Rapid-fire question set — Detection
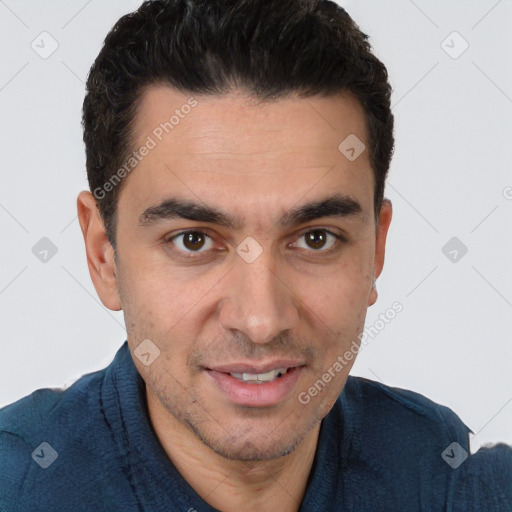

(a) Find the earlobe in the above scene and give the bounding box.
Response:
[368,276,378,307]
[77,191,122,311]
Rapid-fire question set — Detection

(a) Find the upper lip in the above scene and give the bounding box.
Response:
[207,360,305,374]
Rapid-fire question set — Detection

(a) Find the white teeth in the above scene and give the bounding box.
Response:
[230,368,288,383]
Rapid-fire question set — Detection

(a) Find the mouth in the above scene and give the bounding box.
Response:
[204,361,305,407]
[229,367,290,384]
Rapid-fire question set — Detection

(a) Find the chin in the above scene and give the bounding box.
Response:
[185,413,317,462]
[195,428,301,462]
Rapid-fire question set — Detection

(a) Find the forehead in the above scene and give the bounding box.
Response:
[133,85,368,157]
[119,85,374,225]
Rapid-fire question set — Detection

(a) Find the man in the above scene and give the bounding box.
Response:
[1,0,511,510]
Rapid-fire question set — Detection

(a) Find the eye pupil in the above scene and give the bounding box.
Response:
[183,232,205,251]
[306,230,326,250]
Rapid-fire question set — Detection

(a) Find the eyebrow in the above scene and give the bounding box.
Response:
[138,193,363,230]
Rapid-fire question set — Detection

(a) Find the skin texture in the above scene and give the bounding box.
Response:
[77,86,392,511]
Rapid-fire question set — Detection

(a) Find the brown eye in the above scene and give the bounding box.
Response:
[292,229,342,253]
[305,230,328,250]
[183,232,206,251]
[170,231,214,253]
[292,229,347,254]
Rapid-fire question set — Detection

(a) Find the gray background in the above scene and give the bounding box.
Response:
[1,0,511,450]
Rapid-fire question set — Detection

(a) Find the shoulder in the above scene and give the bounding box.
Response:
[452,442,512,511]
[0,368,105,443]
[339,376,472,473]
[342,375,468,429]
[0,367,112,510]
[336,376,512,510]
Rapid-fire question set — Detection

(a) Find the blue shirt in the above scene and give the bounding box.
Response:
[1,341,511,511]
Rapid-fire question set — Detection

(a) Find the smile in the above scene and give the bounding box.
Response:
[229,368,288,383]
[205,365,304,407]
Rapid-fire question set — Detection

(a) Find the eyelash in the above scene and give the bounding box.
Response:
[164,228,346,260]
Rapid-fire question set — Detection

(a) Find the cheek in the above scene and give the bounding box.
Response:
[116,260,169,347]
[118,262,214,370]
[304,255,372,325]
[119,258,191,325]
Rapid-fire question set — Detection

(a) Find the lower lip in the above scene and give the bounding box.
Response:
[205,367,304,407]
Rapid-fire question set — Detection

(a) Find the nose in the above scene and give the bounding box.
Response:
[217,248,300,345]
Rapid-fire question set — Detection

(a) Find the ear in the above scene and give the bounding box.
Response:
[368,198,392,307]
[77,191,122,311]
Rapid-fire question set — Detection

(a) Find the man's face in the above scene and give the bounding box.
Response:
[110,86,390,461]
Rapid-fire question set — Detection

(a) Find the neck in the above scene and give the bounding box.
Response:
[146,388,320,512]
